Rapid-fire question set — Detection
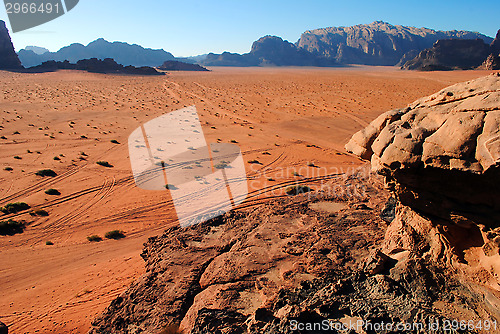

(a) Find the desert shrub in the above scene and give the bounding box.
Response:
[13,156,22,160]
[87,235,102,242]
[104,230,125,239]
[214,161,228,169]
[292,171,300,176]
[34,209,49,217]
[110,139,120,144]
[13,131,20,134]
[45,189,61,195]
[1,202,30,214]
[53,156,61,161]
[80,135,87,139]
[0,219,25,235]
[230,139,238,143]
[4,167,13,171]
[248,159,261,164]
[46,241,54,245]
[35,169,57,177]
[285,185,312,196]
[165,184,178,190]
[96,161,113,167]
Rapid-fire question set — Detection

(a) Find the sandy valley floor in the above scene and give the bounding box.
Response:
[0,66,494,333]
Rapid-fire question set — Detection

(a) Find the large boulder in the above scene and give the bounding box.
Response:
[0,20,22,70]
[346,73,500,320]
[346,74,500,222]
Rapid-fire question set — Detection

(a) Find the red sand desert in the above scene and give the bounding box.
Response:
[0,66,494,333]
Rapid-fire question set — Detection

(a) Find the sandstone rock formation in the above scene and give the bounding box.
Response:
[401,39,492,70]
[346,73,500,320]
[0,20,22,70]
[296,21,493,66]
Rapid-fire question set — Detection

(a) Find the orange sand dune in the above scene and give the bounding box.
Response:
[0,66,493,333]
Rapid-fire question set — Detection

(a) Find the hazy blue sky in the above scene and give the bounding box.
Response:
[1,0,499,57]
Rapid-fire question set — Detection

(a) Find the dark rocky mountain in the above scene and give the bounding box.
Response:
[0,20,23,70]
[158,60,209,71]
[18,38,175,68]
[402,29,500,71]
[491,29,500,53]
[479,29,500,70]
[90,76,500,333]
[201,35,336,67]
[296,21,493,66]
[25,58,164,75]
[402,39,492,70]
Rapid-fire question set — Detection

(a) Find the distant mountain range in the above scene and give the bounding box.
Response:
[13,21,497,69]
[202,21,493,67]
[201,35,335,67]
[18,38,175,67]
[24,45,49,55]
[296,21,493,66]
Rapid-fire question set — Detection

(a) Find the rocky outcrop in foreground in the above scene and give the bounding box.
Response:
[0,20,22,70]
[90,173,495,333]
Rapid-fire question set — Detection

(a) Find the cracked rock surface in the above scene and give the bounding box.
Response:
[90,170,497,333]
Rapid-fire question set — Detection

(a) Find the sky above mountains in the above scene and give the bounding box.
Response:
[1,0,499,57]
